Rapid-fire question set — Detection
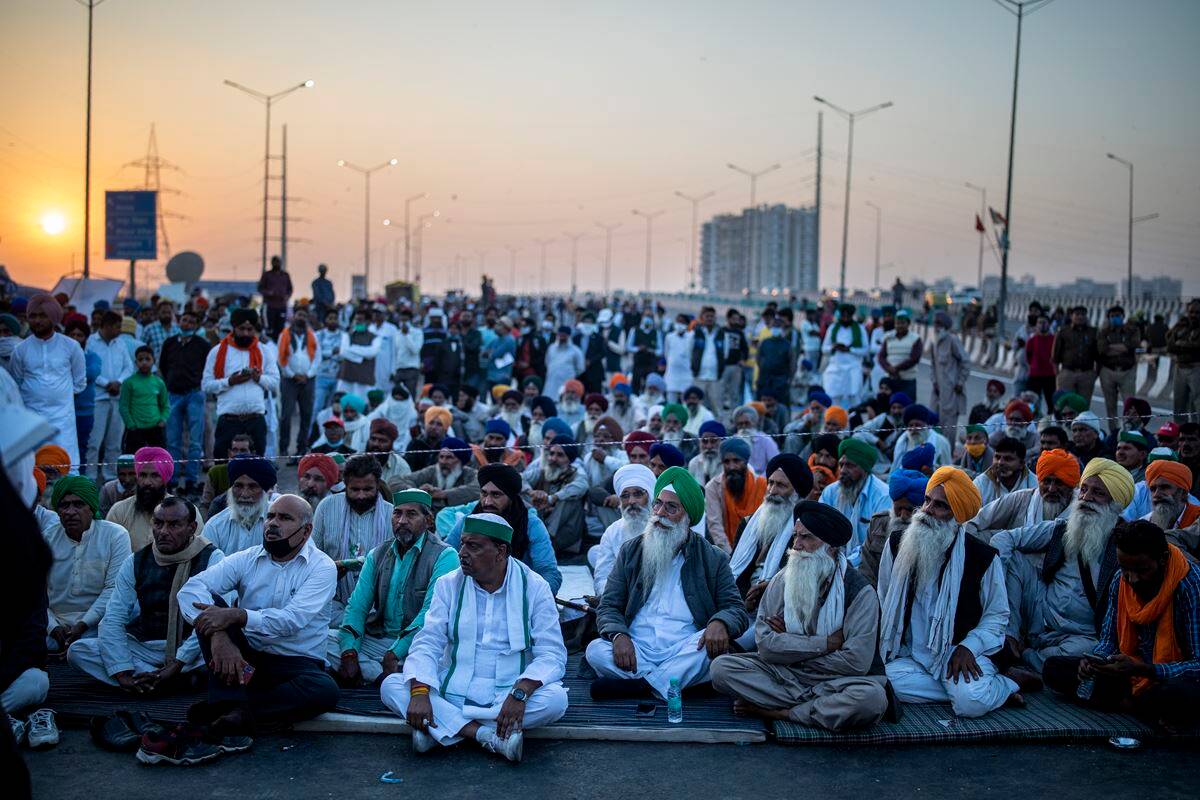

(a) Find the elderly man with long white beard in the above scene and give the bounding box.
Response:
[711,502,890,731]
[990,458,1135,682]
[859,468,928,588]
[587,467,748,700]
[879,467,1027,718]
[818,438,890,565]
[587,464,656,600]
[381,513,568,763]
[966,448,1080,542]
[204,455,277,555]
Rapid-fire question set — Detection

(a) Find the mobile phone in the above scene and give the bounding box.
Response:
[1084,654,1111,665]
[635,701,656,717]
[241,664,256,685]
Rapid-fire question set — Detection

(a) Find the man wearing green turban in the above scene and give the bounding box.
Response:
[45,475,132,653]
[818,439,890,565]
[586,465,748,701]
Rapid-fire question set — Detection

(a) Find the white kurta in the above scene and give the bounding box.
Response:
[973,469,1038,508]
[203,506,265,556]
[820,323,868,407]
[588,518,640,596]
[41,519,132,631]
[819,476,891,566]
[8,333,87,468]
[662,331,695,395]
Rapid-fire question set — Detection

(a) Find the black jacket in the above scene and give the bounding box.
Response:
[159,333,213,394]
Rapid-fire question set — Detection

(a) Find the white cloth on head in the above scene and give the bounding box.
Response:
[613,464,656,498]
[728,504,794,585]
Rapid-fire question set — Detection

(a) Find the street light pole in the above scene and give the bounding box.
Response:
[414,211,439,283]
[813,95,893,300]
[631,210,664,293]
[865,201,882,290]
[78,0,108,278]
[337,157,397,297]
[224,77,314,275]
[1106,153,1159,303]
[534,238,555,292]
[562,231,584,297]
[674,190,715,291]
[403,192,427,282]
[595,222,621,294]
[965,181,987,288]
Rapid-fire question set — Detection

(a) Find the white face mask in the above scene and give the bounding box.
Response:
[578,323,595,336]
[673,322,686,334]
[641,318,654,330]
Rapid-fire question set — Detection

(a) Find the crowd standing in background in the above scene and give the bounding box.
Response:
[1,266,1199,767]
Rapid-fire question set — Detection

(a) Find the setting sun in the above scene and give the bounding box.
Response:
[40,210,67,236]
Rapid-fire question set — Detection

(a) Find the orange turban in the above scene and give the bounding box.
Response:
[824,406,849,428]
[609,372,629,390]
[1036,448,1081,487]
[35,444,71,472]
[927,466,982,524]
[33,467,47,496]
[810,464,835,489]
[749,401,767,419]
[1146,460,1193,493]
[424,406,452,428]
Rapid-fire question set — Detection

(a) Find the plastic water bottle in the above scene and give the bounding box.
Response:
[666,677,683,724]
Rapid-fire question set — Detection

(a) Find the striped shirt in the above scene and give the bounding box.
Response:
[1093,563,1200,681]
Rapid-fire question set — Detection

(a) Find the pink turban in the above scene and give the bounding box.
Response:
[26,293,64,326]
[134,446,174,484]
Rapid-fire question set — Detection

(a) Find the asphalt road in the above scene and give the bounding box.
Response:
[23,727,1198,800]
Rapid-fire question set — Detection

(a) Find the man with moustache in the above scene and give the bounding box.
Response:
[973,437,1037,507]
[364,417,413,492]
[297,453,339,510]
[586,467,747,699]
[817,438,890,565]
[107,447,184,552]
[878,467,1027,718]
[328,490,458,686]
[587,464,656,600]
[711,502,889,731]
[202,307,280,459]
[396,437,479,513]
[523,437,590,554]
[991,458,1135,683]
[204,455,277,556]
[704,437,767,554]
[687,420,725,486]
[859,468,928,588]
[966,448,1081,541]
[1141,460,1200,559]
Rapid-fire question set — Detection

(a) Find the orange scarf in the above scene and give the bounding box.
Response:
[722,471,766,546]
[1117,544,1190,695]
[213,334,263,379]
[1178,503,1200,530]
[278,326,316,367]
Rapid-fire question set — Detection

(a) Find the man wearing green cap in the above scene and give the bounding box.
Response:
[328,489,458,685]
[820,304,868,409]
[818,439,890,565]
[42,476,132,653]
[1054,391,1089,426]
[1113,431,1150,484]
[587,467,747,700]
[382,512,568,763]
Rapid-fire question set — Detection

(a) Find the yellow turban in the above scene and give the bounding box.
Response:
[424,406,453,428]
[927,466,982,524]
[1080,457,1135,510]
[491,384,511,401]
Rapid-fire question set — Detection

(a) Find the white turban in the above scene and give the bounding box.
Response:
[613,463,655,497]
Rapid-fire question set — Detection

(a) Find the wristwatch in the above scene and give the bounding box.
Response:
[509,687,528,702]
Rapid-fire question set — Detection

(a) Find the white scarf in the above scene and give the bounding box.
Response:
[814,552,848,637]
[879,526,966,670]
[335,493,393,561]
[729,503,793,580]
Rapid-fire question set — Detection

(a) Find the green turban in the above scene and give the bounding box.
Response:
[838,437,879,472]
[662,403,689,424]
[51,475,101,519]
[367,389,385,405]
[1056,392,1088,413]
[653,466,704,526]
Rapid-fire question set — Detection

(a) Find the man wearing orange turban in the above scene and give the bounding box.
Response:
[404,406,455,471]
[878,465,1028,718]
[967,448,1080,541]
[1145,461,1200,535]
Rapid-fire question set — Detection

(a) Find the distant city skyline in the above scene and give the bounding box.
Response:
[1,0,1197,297]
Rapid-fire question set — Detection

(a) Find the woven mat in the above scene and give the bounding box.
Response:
[773,690,1198,745]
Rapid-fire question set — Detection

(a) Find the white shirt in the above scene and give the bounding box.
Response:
[42,518,132,629]
[393,323,424,371]
[819,475,891,565]
[201,339,281,416]
[974,468,1038,507]
[204,506,265,556]
[178,538,336,660]
[697,327,719,381]
[7,334,87,458]
[87,332,135,402]
[279,330,321,379]
[592,518,639,596]
[663,331,695,394]
[629,556,698,660]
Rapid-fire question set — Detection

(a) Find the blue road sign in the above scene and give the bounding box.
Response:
[105,190,157,260]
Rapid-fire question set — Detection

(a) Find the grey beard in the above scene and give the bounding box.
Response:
[228,489,268,531]
[542,462,565,484]
[621,503,648,528]
[1006,425,1026,439]
[887,510,911,538]
[639,514,689,590]
[894,511,957,592]
[783,547,836,633]
[838,475,866,508]
[662,429,683,446]
[1064,499,1119,565]
[1041,494,1070,521]
[560,399,581,415]
[527,422,544,446]
[436,464,463,490]
[1150,497,1185,532]
[500,410,524,430]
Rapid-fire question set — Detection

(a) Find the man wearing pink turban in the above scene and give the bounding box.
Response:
[106,447,189,551]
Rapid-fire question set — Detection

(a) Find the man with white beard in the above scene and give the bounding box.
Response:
[495,390,530,442]
[990,458,1135,680]
[889,404,952,474]
[1141,460,1200,559]
[859,468,927,588]
[203,456,277,555]
[817,438,890,565]
[523,437,590,554]
[587,464,656,599]
[879,467,1027,718]
[965,449,1080,542]
[711,502,890,731]
[607,381,639,436]
[587,467,747,699]
[687,421,725,486]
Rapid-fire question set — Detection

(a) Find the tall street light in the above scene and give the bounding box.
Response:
[865,201,882,290]
[337,157,397,297]
[595,222,622,294]
[77,0,110,278]
[726,162,780,207]
[965,181,987,289]
[674,189,715,291]
[413,211,440,282]
[631,209,664,293]
[991,0,1060,337]
[224,77,314,274]
[562,231,585,297]
[403,192,427,282]
[813,95,893,300]
[1106,153,1158,302]
[534,238,556,291]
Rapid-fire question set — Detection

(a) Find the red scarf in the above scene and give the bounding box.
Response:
[213,334,263,379]
[278,326,316,367]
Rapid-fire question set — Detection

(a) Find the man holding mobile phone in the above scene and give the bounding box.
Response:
[202,308,279,458]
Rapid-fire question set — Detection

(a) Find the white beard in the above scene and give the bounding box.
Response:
[560,399,581,415]
[908,428,929,446]
[1150,496,1186,531]
[500,410,525,431]
[662,429,683,447]
[1006,424,1026,439]
[228,489,269,531]
[783,547,836,633]
[700,451,720,480]
[1064,499,1119,565]
[621,503,648,532]
[639,514,689,590]
[542,461,565,484]
[1041,493,1070,521]
[435,464,463,490]
[527,421,544,446]
[837,474,866,508]
[755,493,798,563]
[893,511,957,592]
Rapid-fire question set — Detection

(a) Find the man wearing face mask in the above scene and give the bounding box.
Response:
[1097,305,1141,436]
[573,312,606,394]
[596,308,625,381]
[663,314,695,403]
[335,307,382,399]
[160,310,212,494]
[628,310,662,395]
[179,494,339,740]
[545,326,585,400]
[202,308,280,459]
[328,489,459,686]
[514,316,547,385]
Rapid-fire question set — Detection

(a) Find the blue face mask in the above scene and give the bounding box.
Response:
[1110,315,1123,326]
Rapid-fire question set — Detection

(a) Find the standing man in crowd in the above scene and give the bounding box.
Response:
[160,309,211,496]
[278,307,321,458]
[86,311,135,481]
[311,264,335,321]
[1167,298,1200,419]
[257,255,294,338]
[930,311,970,442]
[203,308,280,458]
[1053,305,1099,400]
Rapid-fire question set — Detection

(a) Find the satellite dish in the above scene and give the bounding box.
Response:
[165,251,204,284]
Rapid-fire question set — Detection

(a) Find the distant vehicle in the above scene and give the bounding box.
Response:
[948,287,981,306]
[924,290,949,309]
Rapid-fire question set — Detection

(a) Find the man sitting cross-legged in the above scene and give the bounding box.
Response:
[381,513,569,762]
[587,464,656,602]
[327,490,458,686]
[587,466,748,699]
[878,467,1031,718]
[711,502,889,731]
[68,497,222,694]
[178,495,339,739]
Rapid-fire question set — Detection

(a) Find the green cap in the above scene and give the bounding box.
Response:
[393,488,432,508]
[463,512,513,544]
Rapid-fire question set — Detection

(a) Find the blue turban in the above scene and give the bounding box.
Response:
[903,404,933,425]
[542,417,574,442]
[440,436,472,465]
[228,454,278,490]
[719,436,751,463]
[809,389,832,408]
[123,297,140,312]
[889,391,912,408]
[485,418,512,439]
[889,469,928,506]
[612,382,631,396]
[901,442,935,471]
[698,420,726,438]
[341,394,367,415]
[649,442,686,468]
[645,373,666,392]
[93,299,110,311]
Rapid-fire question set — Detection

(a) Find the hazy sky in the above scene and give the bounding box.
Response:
[2,0,1198,299]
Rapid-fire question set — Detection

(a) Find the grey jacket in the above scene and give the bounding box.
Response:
[597,531,749,639]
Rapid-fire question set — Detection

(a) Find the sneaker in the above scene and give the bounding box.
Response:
[136,729,223,766]
[477,728,523,763]
[208,734,253,754]
[26,709,59,750]
[8,715,25,747]
[411,728,436,754]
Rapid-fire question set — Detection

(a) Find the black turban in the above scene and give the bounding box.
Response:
[230,308,259,329]
[477,463,522,499]
[812,433,841,458]
[765,453,813,499]
[792,500,852,547]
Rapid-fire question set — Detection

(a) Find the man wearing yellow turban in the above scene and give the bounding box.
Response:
[878,467,1031,718]
[966,448,1080,542]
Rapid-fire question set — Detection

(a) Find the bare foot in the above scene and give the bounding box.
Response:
[1004,692,1026,709]
[1004,666,1044,693]
[732,699,789,720]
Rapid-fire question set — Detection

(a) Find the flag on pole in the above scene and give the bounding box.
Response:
[975,214,985,233]
[988,207,1007,226]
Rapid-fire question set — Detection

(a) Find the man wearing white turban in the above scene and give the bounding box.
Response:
[587,464,656,599]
